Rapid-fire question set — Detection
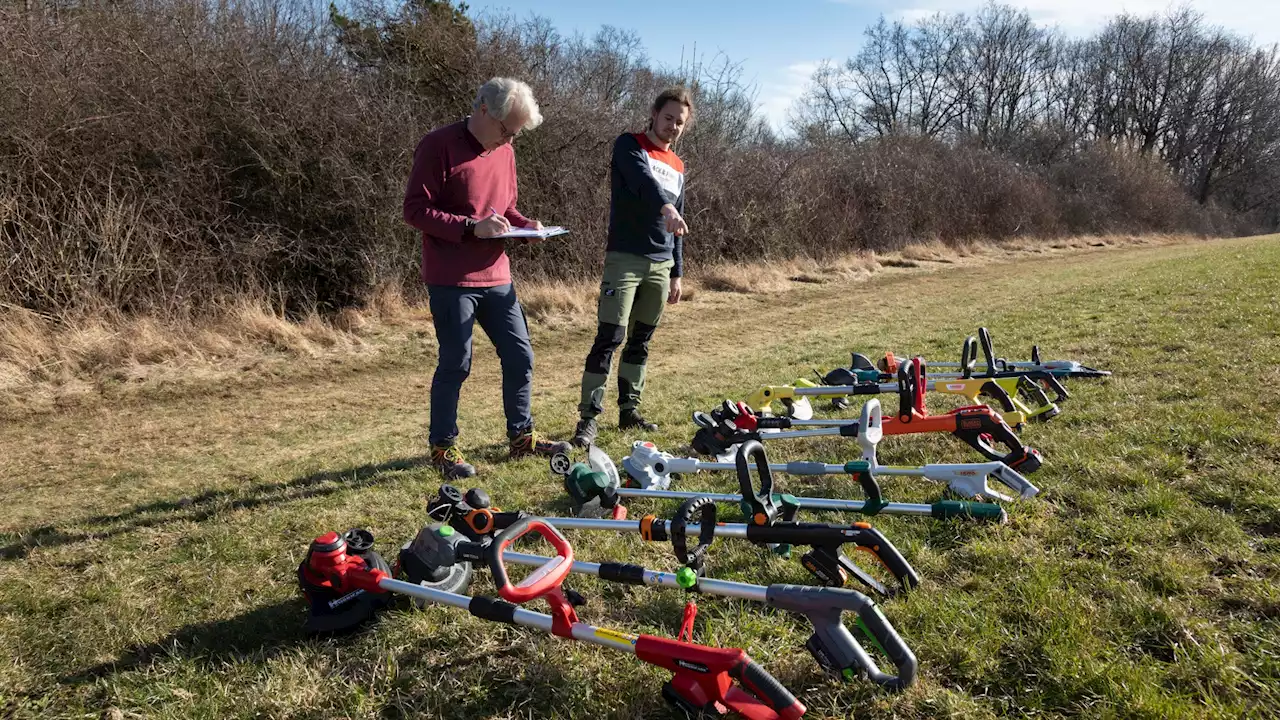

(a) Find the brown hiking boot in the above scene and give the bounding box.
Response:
[510,431,572,459]
[431,444,476,480]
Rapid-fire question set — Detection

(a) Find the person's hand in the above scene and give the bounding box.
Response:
[528,219,544,230]
[667,277,683,305]
[474,212,512,238]
[661,204,688,236]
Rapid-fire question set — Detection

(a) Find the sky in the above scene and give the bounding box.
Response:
[464,0,1280,133]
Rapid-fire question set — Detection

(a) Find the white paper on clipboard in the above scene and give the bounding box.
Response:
[493,225,570,239]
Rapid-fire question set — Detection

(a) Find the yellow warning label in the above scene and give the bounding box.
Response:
[594,628,638,645]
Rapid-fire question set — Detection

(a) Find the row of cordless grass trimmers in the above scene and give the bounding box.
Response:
[296,329,1109,718]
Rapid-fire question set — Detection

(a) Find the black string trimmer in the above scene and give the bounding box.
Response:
[877,326,1112,380]
[424,478,920,598]
[407,495,919,690]
[811,329,1063,422]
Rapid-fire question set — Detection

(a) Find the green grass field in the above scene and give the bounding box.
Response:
[2,236,1279,719]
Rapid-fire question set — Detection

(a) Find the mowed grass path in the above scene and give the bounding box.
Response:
[2,236,1278,719]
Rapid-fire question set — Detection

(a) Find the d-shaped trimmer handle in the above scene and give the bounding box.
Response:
[489,516,574,604]
[671,496,717,572]
[979,327,1003,374]
[961,336,1020,414]
[856,398,884,459]
[766,584,918,691]
[736,439,781,526]
[978,379,1019,415]
[960,335,979,378]
[895,358,927,421]
[1033,372,1071,403]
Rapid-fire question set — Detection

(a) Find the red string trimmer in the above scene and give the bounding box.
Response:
[298,523,807,719]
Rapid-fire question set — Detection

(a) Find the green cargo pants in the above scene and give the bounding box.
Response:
[578,252,674,419]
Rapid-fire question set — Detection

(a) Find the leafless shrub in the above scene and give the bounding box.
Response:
[0,0,1267,330]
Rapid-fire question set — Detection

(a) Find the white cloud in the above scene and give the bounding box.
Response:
[757,61,824,133]
[896,8,941,23]
[876,0,1280,46]
[890,0,1164,31]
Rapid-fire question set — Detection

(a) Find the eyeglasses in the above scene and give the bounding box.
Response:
[497,117,521,140]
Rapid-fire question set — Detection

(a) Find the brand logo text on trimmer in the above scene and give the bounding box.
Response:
[328,589,365,609]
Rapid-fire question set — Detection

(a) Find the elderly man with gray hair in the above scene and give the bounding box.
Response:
[404,77,570,480]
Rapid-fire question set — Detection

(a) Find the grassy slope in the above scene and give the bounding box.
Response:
[1,235,1278,719]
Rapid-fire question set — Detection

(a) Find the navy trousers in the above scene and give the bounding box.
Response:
[427,283,534,445]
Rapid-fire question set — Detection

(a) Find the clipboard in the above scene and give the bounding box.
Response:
[494,226,571,240]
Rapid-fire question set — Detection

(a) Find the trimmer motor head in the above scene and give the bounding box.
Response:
[553,447,628,518]
[297,528,393,634]
[398,524,476,603]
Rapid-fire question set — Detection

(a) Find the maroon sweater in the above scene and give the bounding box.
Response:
[403,120,534,287]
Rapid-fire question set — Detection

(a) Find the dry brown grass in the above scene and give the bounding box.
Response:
[0,299,373,415]
[698,253,880,293]
[698,265,794,294]
[517,281,599,326]
[794,253,882,282]
[898,241,957,263]
[0,234,1217,417]
[365,283,433,326]
[998,232,1200,254]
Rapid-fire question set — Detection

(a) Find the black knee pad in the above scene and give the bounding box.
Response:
[621,322,658,366]
[585,322,626,374]
[617,374,638,399]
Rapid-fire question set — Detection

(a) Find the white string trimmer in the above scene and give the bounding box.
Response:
[558,437,1009,523]
[624,400,1038,503]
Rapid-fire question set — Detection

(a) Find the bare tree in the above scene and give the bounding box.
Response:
[848,18,913,136]
[903,12,969,137]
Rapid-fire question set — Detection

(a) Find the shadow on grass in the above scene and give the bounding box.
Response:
[57,596,539,678]
[1,456,432,560]
[59,598,308,685]
[377,646,617,720]
[62,596,689,719]
[462,439,513,465]
[57,597,536,687]
[376,644,690,720]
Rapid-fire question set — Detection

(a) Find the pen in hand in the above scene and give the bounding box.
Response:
[481,206,511,237]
